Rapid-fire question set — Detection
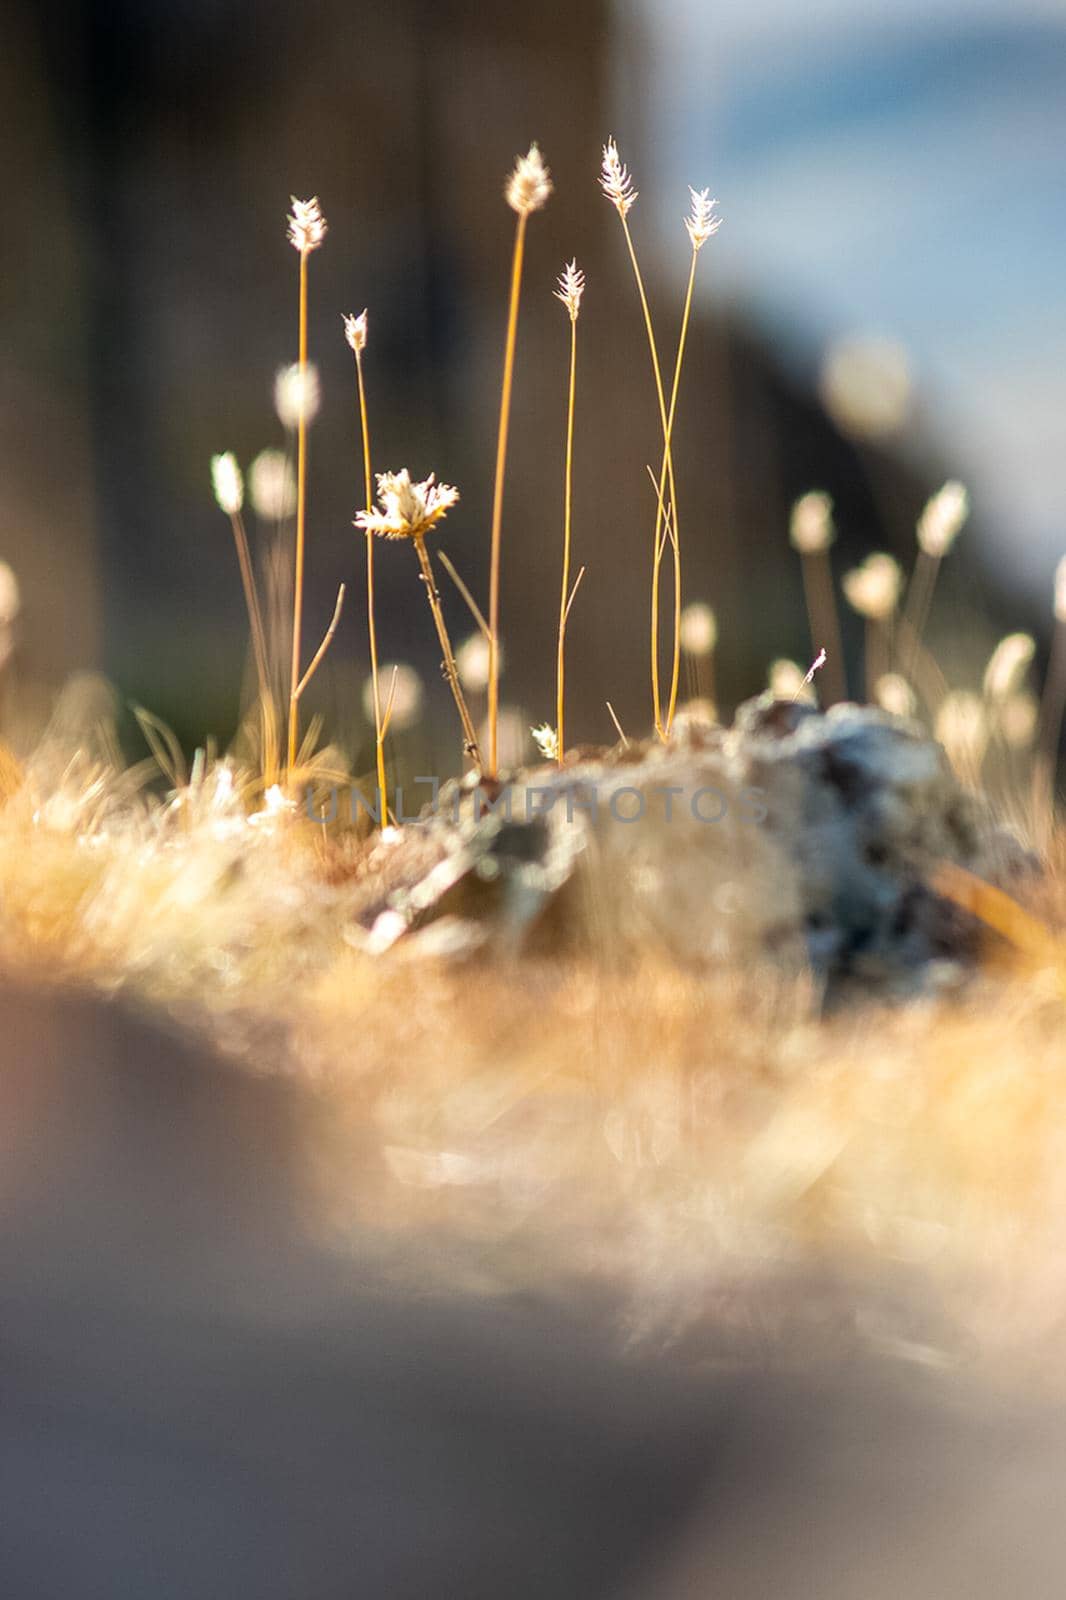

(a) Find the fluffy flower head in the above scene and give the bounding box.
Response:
[983,632,1035,701]
[248,449,296,520]
[355,469,460,540]
[274,363,320,430]
[531,723,559,762]
[679,602,717,656]
[842,553,902,620]
[287,196,327,253]
[917,480,968,558]
[343,310,368,354]
[685,187,722,250]
[600,138,637,217]
[505,144,552,215]
[554,260,585,320]
[790,490,834,553]
[210,452,243,515]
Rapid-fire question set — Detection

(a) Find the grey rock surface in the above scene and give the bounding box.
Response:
[355,698,1034,988]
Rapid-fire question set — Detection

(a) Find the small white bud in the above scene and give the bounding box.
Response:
[210,452,244,516]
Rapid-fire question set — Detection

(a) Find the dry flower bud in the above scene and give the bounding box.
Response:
[274,363,321,430]
[679,602,717,656]
[343,310,368,354]
[505,144,552,215]
[685,186,722,250]
[531,723,559,762]
[842,553,902,620]
[983,632,1035,701]
[600,138,637,218]
[210,452,244,516]
[456,632,495,693]
[875,673,917,718]
[287,196,327,253]
[935,690,988,775]
[554,260,585,321]
[769,658,814,703]
[917,480,968,558]
[789,491,835,553]
[249,449,296,521]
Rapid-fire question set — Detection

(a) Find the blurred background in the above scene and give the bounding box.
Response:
[1,0,1064,768]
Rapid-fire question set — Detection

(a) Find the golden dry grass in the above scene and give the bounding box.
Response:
[1,732,1064,1374]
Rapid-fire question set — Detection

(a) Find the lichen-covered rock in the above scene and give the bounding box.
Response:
[351,698,1035,990]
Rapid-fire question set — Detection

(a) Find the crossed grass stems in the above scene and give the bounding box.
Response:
[213,152,1065,843]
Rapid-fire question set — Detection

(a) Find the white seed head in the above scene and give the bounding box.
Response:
[248,449,296,521]
[355,469,460,541]
[343,309,368,354]
[274,362,321,430]
[935,690,988,775]
[842,553,902,620]
[554,259,585,321]
[287,195,327,253]
[600,137,637,218]
[768,658,814,703]
[983,632,1035,701]
[366,663,423,731]
[210,452,244,516]
[789,490,835,553]
[1054,556,1066,623]
[456,632,495,693]
[505,144,552,215]
[999,690,1038,748]
[531,723,559,761]
[679,601,718,656]
[684,186,722,251]
[917,480,968,558]
[0,561,21,625]
[875,673,917,718]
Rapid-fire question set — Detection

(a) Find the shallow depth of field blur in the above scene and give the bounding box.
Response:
[4,5,1066,1590]
[3,0,1064,766]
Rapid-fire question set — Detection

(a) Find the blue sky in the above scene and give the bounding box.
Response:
[624,0,1066,597]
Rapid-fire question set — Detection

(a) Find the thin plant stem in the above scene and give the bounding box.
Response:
[228,509,270,708]
[800,548,847,704]
[487,209,528,776]
[413,534,481,764]
[354,346,387,823]
[901,548,939,682]
[287,246,309,776]
[660,247,699,735]
[556,311,578,766]
[865,618,891,704]
[618,212,679,738]
[606,701,629,748]
[438,549,490,639]
[294,584,345,701]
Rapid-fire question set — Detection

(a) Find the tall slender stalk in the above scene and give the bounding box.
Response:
[553,261,585,766]
[228,508,270,708]
[487,210,526,776]
[345,311,386,823]
[658,246,699,735]
[487,144,552,778]
[414,534,481,762]
[617,210,676,738]
[283,197,327,778]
